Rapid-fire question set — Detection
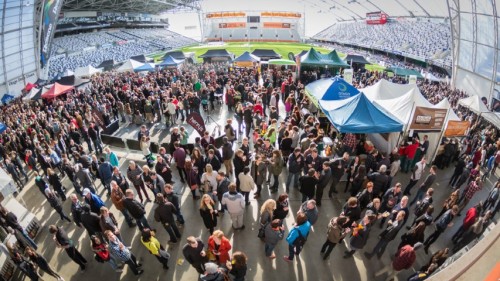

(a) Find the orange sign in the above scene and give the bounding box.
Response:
[261,12,301,18]
[218,22,246,28]
[444,120,470,137]
[207,12,246,18]
[263,22,291,28]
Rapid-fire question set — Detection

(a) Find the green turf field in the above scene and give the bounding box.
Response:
[149,42,386,71]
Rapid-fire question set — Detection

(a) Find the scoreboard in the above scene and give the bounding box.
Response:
[366,12,388,25]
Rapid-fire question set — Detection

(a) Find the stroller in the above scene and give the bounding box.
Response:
[144,153,156,168]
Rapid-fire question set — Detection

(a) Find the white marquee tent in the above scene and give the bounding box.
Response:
[117,59,144,73]
[74,65,102,77]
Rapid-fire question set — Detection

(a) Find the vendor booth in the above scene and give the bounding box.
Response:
[41,83,74,99]
[117,59,144,72]
[305,76,360,106]
[233,51,260,67]
[251,49,281,61]
[345,54,371,71]
[134,63,156,72]
[299,48,350,82]
[74,65,101,77]
[199,49,233,63]
[158,56,184,68]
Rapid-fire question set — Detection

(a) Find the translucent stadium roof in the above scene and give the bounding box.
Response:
[305,0,449,21]
[62,0,200,13]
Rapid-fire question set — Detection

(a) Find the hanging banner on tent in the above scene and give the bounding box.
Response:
[186,112,206,136]
[409,106,448,131]
[408,75,417,84]
[343,69,353,84]
[40,0,64,68]
[444,120,470,137]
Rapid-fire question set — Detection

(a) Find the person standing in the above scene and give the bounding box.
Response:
[225,251,248,281]
[140,228,170,270]
[172,142,188,183]
[316,162,332,206]
[268,150,284,193]
[344,211,377,258]
[410,165,437,206]
[283,212,311,262]
[286,148,304,193]
[374,242,423,281]
[264,219,285,259]
[111,167,129,193]
[99,206,123,243]
[49,225,87,272]
[299,168,318,203]
[105,230,143,276]
[424,205,459,254]
[451,204,482,244]
[251,155,266,198]
[25,246,65,281]
[221,137,234,176]
[97,158,113,195]
[126,161,151,203]
[365,210,406,259]
[403,157,427,196]
[47,168,67,201]
[238,167,254,206]
[154,193,182,243]
[162,184,185,225]
[110,181,136,227]
[45,187,71,222]
[207,230,232,265]
[0,206,37,249]
[458,177,483,214]
[199,194,218,234]
[221,183,246,230]
[329,152,349,196]
[299,200,319,226]
[320,216,350,260]
[123,189,151,230]
[82,188,105,215]
[182,236,208,274]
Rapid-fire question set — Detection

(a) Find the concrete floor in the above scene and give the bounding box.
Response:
[13,104,499,281]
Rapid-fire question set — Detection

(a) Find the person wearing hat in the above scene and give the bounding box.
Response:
[200,262,226,281]
[375,242,424,281]
[82,188,105,215]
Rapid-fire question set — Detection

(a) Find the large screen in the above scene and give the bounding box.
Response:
[247,16,260,23]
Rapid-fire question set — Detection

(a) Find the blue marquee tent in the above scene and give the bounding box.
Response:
[321,92,403,133]
[134,63,156,72]
[1,93,15,104]
[158,56,183,67]
[305,76,360,106]
[234,51,260,62]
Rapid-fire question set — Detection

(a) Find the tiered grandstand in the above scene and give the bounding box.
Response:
[204,11,302,42]
[312,19,452,67]
[48,28,197,78]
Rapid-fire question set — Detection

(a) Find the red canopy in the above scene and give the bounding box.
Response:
[24,83,35,92]
[41,83,74,99]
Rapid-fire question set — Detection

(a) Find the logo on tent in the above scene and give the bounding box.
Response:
[415,115,432,124]
[338,84,347,92]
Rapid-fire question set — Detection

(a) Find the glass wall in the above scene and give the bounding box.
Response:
[0,0,38,94]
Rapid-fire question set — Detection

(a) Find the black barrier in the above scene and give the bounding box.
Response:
[101,134,126,148]
[150,142,160,154]
[126,139,141,151]
[103,120,120,135]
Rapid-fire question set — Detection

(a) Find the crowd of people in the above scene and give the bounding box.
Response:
[313,20,452,67]
[48,28,196,78]
[0,53,499,281]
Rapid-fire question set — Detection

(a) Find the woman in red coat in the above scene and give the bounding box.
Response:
[207,230,232,265]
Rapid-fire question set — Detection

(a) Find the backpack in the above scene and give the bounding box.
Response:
[292,228,307,247]
[415,198,430,216]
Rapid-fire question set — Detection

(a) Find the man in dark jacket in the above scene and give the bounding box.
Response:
[365,210,406,259]
[182,236,208,274]
[216,172,230,212]
[162,184,185,224]
[123,189,151,230]
[98,158,113,195]
[329,152,349,197]
[316,162,332,206]
[221,137,234,176]
[286,148,304,193]
[154,193,181,243]
[80,204,102,238]
[83,188,105,215]
[87,123,103,154]
[367,165,389,197]
[299,169,318,203]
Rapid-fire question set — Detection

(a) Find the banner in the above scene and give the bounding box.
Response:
[343,69,353,84]
[40,0,64,68]
[408,75,417,84]
[187,112,206,137]
[409,106,448,131]
[444,121,470,137]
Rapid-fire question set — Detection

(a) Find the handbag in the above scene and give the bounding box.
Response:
[258,226,265,239]
[207,250,216,261]
[159,249,170,260]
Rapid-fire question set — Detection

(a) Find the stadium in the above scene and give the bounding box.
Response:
[0,0,499,280]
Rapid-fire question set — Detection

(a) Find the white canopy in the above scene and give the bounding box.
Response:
[421,71,442,82]
[22,87,40,101]
[63,69,74,77]
[482,112,500,128]
[361,79,419,101]
[458,95,490,115]
[117,59,144,72]
[372,87,433,124]
[74,65,101,77]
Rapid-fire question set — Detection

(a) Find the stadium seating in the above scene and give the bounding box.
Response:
[48,28,197,78]
[313,20,452,67]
